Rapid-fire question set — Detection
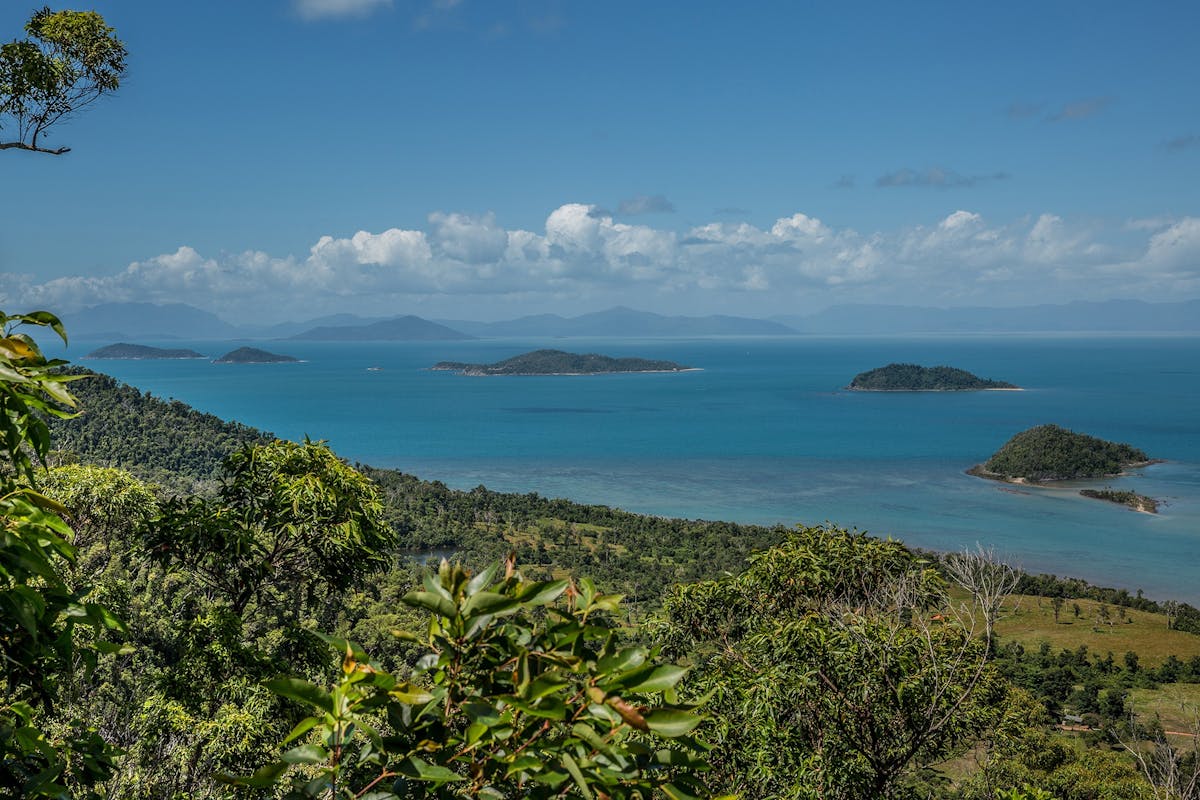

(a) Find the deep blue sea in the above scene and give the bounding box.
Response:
[60,335,1200,602]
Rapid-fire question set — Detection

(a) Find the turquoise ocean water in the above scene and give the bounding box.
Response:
[62,335,1200,602]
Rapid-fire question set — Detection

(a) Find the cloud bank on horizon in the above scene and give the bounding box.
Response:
[3,206,1197,324]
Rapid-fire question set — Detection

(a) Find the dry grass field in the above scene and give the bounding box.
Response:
[1129,683,1200,736]
[982,594,1200,667]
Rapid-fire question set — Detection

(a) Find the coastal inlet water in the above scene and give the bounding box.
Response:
[65,334,1200,603]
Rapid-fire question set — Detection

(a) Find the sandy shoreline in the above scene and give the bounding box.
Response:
[847,386,1025,392]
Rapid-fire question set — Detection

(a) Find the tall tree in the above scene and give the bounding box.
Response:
[1,7,126,155]
[143,439,395,618]
[660,525,1003,799]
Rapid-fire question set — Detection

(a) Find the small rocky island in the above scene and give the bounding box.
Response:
[969,424,1159,512]
[213,347,298,364]
[848,363,1018,391]
[84,343,206,360]
[432,349,691,376]
[1079,488,1159,514]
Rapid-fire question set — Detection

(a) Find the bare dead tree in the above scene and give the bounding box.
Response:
[943,544,1021,652]
[1116,712,1200,800]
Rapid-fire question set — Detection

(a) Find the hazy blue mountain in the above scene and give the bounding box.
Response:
[287,315,474,341]
[67,302,239,340]
[244,313,391,339]
[438,307,797,337]
[774,299,1200,334]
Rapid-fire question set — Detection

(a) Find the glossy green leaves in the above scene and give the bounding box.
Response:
[233,559,709,798]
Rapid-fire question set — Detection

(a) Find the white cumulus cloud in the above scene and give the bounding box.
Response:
[5,205,1196,321]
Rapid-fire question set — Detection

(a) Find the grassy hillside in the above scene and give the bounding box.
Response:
[993,594,1200,666]
[1130,683,1200,734]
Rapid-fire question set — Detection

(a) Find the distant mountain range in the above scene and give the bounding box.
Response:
[61,299,1200,342]
[435,307,795,337]
[64,302,240,340]
[288,315,473,341]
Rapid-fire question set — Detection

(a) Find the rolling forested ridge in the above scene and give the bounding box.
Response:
[0,313,1197,800]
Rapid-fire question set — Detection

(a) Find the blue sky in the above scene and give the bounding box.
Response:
[2,0,1198,322]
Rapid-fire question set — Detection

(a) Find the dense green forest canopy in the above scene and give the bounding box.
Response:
[47,368,273,491]
[848,363,1018,391]
[979,424,1151,482]
[432,349,690,375]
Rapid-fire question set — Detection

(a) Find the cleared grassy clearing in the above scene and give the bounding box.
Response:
[982,594,1200,666]
[1130,683,1200,735]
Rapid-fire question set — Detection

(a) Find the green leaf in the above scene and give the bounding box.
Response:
[19,489,69,516]
[527,673,569,701]
[624,665,687,694]
[283,716,320,744]
[598,647,646,675]
[505,695,567,720]
[571,722,612,755]
[643,708,702,738]
[465,562,499,595]
[423,570,453,601]
[462,590,520,618]
[504,754,543,777]
[397,756,466,783]
[516,579,569,606]
[560,752,593,800]
[389,682,435,705]
[265,677,334,713]
[22,311,68,343]
[402,590,458,618]
[465,721,487,745]
[282,743,329,765]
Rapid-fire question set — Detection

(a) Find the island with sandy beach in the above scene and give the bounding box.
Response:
[432,349,693,376]
[969,424,1160,511]
[847,363,1019,391]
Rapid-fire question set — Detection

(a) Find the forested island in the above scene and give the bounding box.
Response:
[213,346,298,363]
[970,424,1154,483]
[84,343,206,359]
[432,348,692,375]
[848,362,1018,391]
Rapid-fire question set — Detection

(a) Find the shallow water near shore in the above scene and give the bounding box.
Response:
[62,333,1200,602]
